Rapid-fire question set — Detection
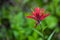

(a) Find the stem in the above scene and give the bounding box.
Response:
[40,23,45,40]
[34,23,38,28]
[40,23,42,32]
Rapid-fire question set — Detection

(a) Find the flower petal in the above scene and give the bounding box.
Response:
[39,8,45,16]
[40,16,45,20]
[27,16,33,18]
[34,7,40,14]
[41,8,45,13]
[44,13,50,17]
[27,15,37,20]
[40,13,50,20]
[32,11,36,16]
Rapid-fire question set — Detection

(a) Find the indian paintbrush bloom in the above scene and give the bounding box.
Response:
[27,7,50,28]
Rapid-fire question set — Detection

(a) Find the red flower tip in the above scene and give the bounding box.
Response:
[34,7,40,13]
[41,8,45,13]
[32,11,36,16]
[27,16,33,18]
[34,7,40,11]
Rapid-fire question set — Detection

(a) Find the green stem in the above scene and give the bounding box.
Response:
[40,23,45,40]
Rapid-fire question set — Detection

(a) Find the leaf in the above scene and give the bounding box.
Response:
[56,6,60,17]
[45,16,58,29]
[10,12,24,29]
[28,36,35,40]
[27,19,35,28]
[53,0,59,8]
[32,28,44,38]
[47,30,55,40]
[38,38,43,40]
[32,31,38,39]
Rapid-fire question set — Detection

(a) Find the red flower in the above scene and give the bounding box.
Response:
[27,7,50,28]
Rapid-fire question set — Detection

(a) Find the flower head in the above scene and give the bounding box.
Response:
[27,7,50,28]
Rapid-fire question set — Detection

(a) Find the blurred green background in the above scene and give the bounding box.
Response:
[0,0,60,40]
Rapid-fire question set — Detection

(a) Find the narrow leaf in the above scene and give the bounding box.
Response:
[47,30,55,40]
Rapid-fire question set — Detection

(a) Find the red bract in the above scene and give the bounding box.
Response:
[27,7,50,28]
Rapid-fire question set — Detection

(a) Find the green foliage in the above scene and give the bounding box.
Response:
[45,16,58,29]
[1,0,60,40]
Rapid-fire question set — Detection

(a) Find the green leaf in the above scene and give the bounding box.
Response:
[53,0,59,8]
[45,16,58,29]
[38,38,43,40]
[32,31,38,39]
[32,28,44,38]
[47,30,55,40]
[28,36,35,40]
[56,7,60,17]
[10,12,24,29]
[27,19,35,28]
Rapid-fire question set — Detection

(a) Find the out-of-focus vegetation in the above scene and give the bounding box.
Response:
[0,0,60,40]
